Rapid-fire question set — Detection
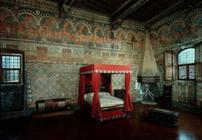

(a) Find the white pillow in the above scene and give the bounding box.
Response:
[99,92,110,96]
[84,92,110,99]
[84,92,94,98]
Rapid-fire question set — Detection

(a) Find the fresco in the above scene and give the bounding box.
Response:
[189,9,202,37]
[59,20,75,44]
[75,23,90,45]
[136,31,145,48]
[149,31,159,50]
[150,8,202,109]
[0,7,145,50]
[0,1,144,113]
[115,30,125,50]
[18,13,38,40]
[94,27,104,47]
[103,29,111,45]
[170,19,186,43]
[0,8,17,37]
[157,25,170,46]
[39,17,58,42]
[150,9,202,48]
[127,32,136,43]
[116,30,125,41]
[103,29,115,49]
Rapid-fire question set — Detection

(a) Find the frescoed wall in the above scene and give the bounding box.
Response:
[149,8,202,109]
[0,0,144,109]
[0,7,145,50]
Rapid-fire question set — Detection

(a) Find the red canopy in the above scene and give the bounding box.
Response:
[80,64,132,74]
[78,64,133,120]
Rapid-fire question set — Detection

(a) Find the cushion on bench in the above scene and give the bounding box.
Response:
[36,98,71,113]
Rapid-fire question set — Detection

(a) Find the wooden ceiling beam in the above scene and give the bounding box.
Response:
[145,0,188,27]
[110,0,150,27]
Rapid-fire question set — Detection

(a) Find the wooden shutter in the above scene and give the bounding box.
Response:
[164,51,176,80]
[196,44,202,81]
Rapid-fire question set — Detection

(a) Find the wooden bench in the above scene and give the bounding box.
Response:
[32,98,74,119]
[149,108,179,127]
[35,98,72,113]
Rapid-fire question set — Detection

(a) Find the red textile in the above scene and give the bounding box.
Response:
[100,109,126,119]
[91,73,101,118]
[78,64,133,121]
[124,73,133,112]
[78,75,85,106]
[80,64,131,73]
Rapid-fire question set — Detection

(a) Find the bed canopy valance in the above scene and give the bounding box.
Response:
[78,64,133,121]
[80,64,132,74]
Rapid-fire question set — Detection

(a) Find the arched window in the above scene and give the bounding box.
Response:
[178,48,195,80]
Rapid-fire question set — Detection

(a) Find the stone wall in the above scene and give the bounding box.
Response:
[0,0,144,108]
[149,7,202,108]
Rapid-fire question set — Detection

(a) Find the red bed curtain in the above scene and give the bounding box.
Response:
[91,73,101,118]
[124,73,133,111]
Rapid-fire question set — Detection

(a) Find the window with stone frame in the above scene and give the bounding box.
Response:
[178,48,195,80]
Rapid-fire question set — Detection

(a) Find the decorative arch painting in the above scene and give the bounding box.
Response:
[0,8,17,37]
[94,27,104,46]
[39,16,58,42]
[151,8,202,48]
[17,13,38,40]
[0,7,145,50]
[59,20,75,44]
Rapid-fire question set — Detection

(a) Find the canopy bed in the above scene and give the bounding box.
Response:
[78,64,133,121]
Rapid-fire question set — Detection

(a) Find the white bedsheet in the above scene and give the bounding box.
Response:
[84,92,124,109]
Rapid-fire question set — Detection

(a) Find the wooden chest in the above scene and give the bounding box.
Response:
[149,108,179,127]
